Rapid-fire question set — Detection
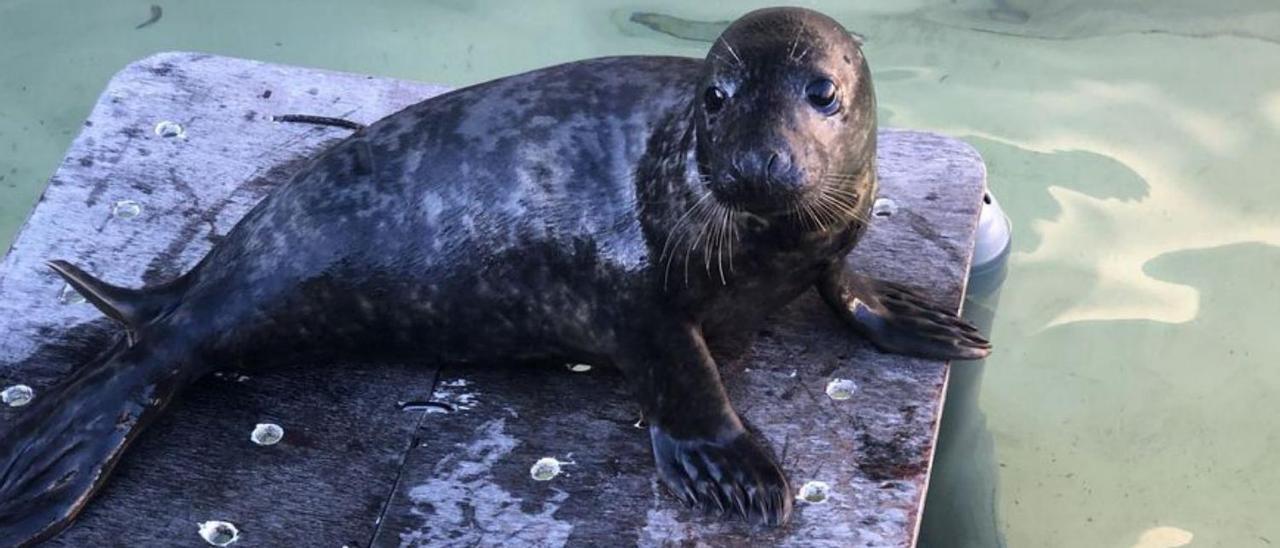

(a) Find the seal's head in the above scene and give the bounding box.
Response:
[695,8,875,221]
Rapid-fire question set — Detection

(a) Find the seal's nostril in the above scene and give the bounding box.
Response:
[766,151,790,184]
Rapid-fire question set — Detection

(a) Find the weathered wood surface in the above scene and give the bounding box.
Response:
[0,52,986,547]
[0,53,451,547]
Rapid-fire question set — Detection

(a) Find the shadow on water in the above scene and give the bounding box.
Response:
[918,0,1280,45]
[962,136,1151,256]
[918,238,1009,548]
[623,10,867,45]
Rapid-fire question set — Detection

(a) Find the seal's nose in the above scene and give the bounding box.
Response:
[737,148,796,188]
[714,147,804,212]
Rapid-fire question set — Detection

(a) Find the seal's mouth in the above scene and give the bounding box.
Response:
[703,170,830,217]
[701,164,809,217]
[708,187,802,217]
[704,168,866,230]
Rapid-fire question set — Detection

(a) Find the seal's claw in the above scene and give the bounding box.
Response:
[650,427,792,526]
[819,270,993,361]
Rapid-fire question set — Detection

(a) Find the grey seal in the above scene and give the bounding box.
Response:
[0,7,989,544]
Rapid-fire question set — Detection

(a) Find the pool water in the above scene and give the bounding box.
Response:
[2,1,1277,546]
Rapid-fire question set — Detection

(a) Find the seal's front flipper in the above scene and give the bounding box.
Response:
[649,426,792,526]
[620,324,792,526]
[0,338,196,545]
[818,266,991,361]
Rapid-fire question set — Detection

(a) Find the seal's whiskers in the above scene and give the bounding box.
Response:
[816,188,865,224]
[719,39,744,67]
[683,197,719,286]
[713,206,735,285]
[788,28,810,63]
[820,174,871,223]
[661,192,713,290]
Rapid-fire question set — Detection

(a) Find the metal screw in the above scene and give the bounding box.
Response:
[825,378,858,401]
[197,521,239,546]
[872,197,898,218]
[250,423,284,446]
[2,384,34,407]
[154,120,186,139]
[112,199,142,219]
[798,481,831,503]
[530,457,564,481]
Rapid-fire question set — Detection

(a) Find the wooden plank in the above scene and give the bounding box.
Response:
[0,52,985,547]
[373,130,986,547]
[0,52,451,546]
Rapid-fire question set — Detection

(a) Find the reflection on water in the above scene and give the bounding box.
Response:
[919,262,1006,548]
[629,11,727,42]
[1,0,1279,546]
[1132,526,1194,548]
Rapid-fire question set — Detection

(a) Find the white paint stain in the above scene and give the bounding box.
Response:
[399,419,572,547]
[639,477,697,546]
[431,378,480,411]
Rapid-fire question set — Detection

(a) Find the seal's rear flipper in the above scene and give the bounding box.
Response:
[47,260,178,342]
[818,267,992,361]
[0,337,196,545]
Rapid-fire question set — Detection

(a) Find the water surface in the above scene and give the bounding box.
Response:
[2,1,1277,546]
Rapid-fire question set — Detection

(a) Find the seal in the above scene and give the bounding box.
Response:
[0,7,989,544]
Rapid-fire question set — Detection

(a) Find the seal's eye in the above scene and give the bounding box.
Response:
[704,86,726,114]
[805,78,839,114]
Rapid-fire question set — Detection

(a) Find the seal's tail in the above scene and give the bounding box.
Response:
[0,339,195,546]
[0,264,196,546]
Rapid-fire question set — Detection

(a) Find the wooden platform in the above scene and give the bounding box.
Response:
[0,52,986,547]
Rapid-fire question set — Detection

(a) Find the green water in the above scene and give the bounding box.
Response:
[2,1,1277,546]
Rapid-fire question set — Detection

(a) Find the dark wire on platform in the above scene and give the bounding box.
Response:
[271,114,366,131]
